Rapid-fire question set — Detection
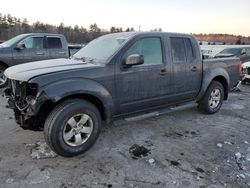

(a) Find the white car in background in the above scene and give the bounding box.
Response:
[201,49,213,59]
[242,61,250,84]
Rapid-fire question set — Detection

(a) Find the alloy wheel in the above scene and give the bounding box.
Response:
[63,113,94,147]
[208,88,221,109]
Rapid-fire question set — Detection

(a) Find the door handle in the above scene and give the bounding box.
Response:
[160,69,167,75]
[36,52,45,56]
[191,66,197,71]
[58,52,66,55]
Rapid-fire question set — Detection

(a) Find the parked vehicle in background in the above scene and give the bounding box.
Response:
[242,61,250,84]
[201,49,213,59]
[68,44,83,55]
[214,47,250,63]
[4,32,240,157]
[0,33,81,88]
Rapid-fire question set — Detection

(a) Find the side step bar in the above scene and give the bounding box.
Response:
[124,102,197,122]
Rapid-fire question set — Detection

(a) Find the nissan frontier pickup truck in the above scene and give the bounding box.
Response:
[3,32,240,157]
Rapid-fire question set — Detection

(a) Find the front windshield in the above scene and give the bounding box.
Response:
[219,48,242,56]
[73,33,134,62]
[0,34,27,47]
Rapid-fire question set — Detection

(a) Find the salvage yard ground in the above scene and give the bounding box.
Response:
[0,86,250,188]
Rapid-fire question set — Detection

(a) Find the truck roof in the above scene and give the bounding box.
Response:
[19,33,65,37]
[132,31,192,36]
[104,31,195,39]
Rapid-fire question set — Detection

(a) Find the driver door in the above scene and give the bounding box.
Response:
[115,36,171,114]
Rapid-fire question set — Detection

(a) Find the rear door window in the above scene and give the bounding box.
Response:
[47,37,62,49]
[184,38,194,61]
[170,37,186,62]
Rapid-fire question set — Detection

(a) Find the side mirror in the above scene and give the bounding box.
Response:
[15,43,25,50]
[124,54,144,67]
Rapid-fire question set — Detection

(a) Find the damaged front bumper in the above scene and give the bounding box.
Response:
[4,85,48,130]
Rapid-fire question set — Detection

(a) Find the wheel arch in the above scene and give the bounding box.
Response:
[35,79,115,124]
[212,75,228,100]
[57,93,106,120]
[197,68,230,101]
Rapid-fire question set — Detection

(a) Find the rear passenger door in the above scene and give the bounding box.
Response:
[45,36,69,59]
[184,38,202,96]
[169,36,202,100]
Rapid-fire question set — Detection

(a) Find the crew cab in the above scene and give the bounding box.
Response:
[0,33,81,88]
[3,32,240,157]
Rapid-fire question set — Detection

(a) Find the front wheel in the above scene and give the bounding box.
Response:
[198,81,224,114]
[44,99,101,157]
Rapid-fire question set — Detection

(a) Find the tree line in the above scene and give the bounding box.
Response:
[194,33,250,45]
[0,13,136,44]
[1,13,249,45]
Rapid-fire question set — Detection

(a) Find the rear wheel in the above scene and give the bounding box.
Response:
[198,81,224,114]
[0,65,8,88]
[44,99,101,157]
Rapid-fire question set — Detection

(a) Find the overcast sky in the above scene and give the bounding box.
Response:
[1,0,250,36]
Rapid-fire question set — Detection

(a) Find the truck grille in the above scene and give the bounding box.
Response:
[10,80,37,111]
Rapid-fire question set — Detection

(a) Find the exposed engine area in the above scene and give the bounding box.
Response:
[10,80,38,111]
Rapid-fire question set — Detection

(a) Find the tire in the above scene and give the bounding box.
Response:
[198,81,224,114]
[44,99,101,157]
[0,65,8,88]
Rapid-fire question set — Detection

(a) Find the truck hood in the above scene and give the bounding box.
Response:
[4,58,100,82]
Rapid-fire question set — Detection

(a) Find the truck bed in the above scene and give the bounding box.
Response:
[203,57,240,89]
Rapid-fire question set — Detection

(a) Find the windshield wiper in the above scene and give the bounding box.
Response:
[72,56,96,64]
[72,56,87,62]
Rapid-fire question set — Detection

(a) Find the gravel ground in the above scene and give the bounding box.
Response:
[0,86,250,188]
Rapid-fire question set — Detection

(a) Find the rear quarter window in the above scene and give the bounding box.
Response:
[47,37,62,49]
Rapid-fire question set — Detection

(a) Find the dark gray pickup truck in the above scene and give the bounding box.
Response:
[3,32,240,157]
[0,33,81,88]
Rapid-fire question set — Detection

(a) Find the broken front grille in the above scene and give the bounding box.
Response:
[10,80,38,111]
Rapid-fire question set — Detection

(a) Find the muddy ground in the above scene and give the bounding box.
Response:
[0,86,250,188]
